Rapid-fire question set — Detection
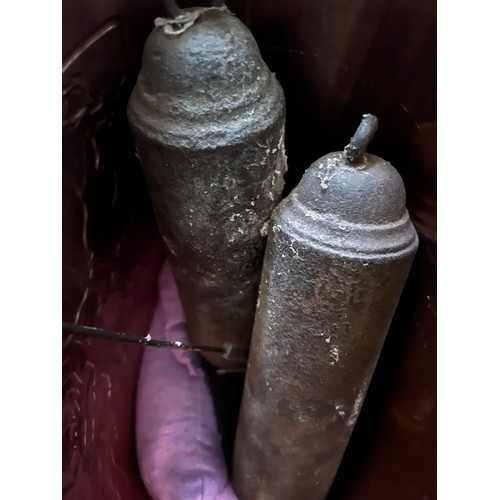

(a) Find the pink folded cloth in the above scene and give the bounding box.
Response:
[136,261,237,500]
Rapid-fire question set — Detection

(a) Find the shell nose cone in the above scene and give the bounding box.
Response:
[140,9,264,96]
[296,152,408,225]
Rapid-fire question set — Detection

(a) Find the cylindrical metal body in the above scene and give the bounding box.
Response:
[233,126,418,498]
[127,7,287,368]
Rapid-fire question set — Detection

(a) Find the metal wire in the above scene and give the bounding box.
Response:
[62,321,226,355]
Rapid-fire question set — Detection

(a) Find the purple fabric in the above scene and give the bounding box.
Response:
[136,261,237,500]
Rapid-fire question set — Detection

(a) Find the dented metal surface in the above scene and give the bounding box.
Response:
[233,116,419,500]
[127,6,287,368]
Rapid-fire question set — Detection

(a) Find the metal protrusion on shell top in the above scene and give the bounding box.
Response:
[344,113,379,164]
[164,0,225,15]
[163,0,182,17]
[127,7,287,368]
[233,115,418,499]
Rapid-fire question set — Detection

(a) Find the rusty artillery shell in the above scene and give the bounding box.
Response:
[127,6,287,368]
[233,115,419,499]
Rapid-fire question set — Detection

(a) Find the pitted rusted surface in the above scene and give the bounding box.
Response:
[233,120,418,499]
[128,7,287,368]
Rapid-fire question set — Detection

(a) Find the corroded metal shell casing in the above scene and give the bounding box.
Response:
[127,7,287,368]
[233,116,418,499]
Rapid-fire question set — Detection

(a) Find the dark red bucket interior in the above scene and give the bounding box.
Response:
[62,1,436,498]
